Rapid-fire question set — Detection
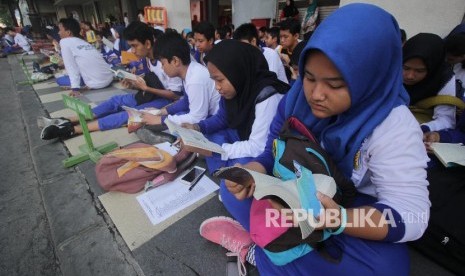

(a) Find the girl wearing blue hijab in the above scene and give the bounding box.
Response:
[200,3,430,275]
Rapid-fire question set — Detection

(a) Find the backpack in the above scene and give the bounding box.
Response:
[96,142,196,193]
[410,166,465,275]
[409,95,465,124]
[249,117,357,265]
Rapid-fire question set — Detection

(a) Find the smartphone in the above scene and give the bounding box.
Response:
[181,166,206,185]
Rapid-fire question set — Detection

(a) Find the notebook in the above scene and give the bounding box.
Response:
[430,143,465,167]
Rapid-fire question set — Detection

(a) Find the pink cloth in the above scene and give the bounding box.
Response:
[249,199,291,248]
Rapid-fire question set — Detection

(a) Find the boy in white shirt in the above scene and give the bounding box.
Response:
[141,32,220,126]
[264,27,282,54]
[40,22,182,140]
[4,27,30,52]
[55,18,113,93]
[233,23,288,84]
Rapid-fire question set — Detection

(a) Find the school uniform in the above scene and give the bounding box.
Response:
[422,76,457,131]
[57,37,113,89]
[93,59,183,131]
[403,33,458,132]
[217,5,430,275]
[195,40,289,173]
[165,61,220,125]
[199,92,283,172]
[436,108,465,143]
[13,33,30,52]
[262,47,288,84]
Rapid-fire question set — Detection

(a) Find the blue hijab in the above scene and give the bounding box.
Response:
[285,3,409,177]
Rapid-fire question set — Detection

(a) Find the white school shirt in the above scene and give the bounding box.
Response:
[167,61,220,124]
[349,105,430,242]
[148,60,183,93]
[14,33,30,51]
[113,38,120,52]
[60,37,113,89]
[262,47,288,84]
[274,45,283,54]
[222,93,284,160]
[421,76,456,132]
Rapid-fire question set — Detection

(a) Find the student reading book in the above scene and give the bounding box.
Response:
[429,142,465,167]
[40,22,182,140]
[180,40,289,174]
[140,33,220,128]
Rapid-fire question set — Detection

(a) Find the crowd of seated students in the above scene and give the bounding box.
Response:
[31,8,465,275]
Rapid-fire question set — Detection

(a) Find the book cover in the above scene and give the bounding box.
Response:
[122,106,161,133]
[213,163,337,239]
[165,119,225,156]
[430,143,465,167]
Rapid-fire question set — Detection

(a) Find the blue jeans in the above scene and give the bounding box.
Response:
[93,94,172,131]
[56,75,85,87]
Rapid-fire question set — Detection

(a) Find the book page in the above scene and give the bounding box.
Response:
[431,143,465,167]
[165,119,225,154]
[136,176,219,225]
[122,106,143,123]
[102,37,114,49]
[115,70,138,81]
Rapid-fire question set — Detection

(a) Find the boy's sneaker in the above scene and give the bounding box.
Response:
[32,61,40,72]
[37,116,71,129]
[40,122,75,140]
[200,216,252,276]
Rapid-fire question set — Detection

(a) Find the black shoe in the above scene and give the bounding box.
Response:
[32,61,40,73]
[135,127,176,145]
[40,122,75,140]
[37,116,71,129]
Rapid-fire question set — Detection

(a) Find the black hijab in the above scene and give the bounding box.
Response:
[403,33,454,105]
[204,40,289,140]
[283,0,299,18]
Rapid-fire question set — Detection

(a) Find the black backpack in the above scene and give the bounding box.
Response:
[410,166,465,275]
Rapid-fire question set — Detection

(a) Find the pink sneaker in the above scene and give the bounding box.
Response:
[200,216,252,275]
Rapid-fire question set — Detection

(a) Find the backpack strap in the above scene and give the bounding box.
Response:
[413,95,465,110]
[279,116,318,143]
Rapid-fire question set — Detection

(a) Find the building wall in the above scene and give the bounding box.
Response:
[150,0,191,32]
[340,0,465,38]
[231,0,276,27]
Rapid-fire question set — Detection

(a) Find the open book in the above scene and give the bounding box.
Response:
[213,163,337,239]
[165,119,225,156]
[110,69,138,81]
[430,143,465,167]
[102,37,114,50]
[122,106,161,133]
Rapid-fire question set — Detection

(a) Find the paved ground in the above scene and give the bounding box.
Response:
[0,55,457,276]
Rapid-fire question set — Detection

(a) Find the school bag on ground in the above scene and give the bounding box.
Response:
[410,166,465,275]
[96,142,196,193]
